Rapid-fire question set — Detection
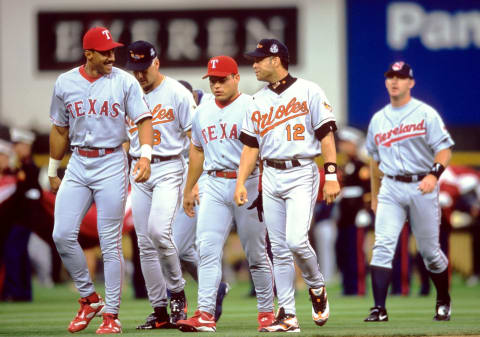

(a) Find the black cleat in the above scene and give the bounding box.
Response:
[170,291,187,324]
[364,306,388,322]
[214,282,230,322]
[309,286,330,326]
[433,300,451,321]
[136,312,175,329]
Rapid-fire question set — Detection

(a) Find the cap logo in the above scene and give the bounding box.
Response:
[210,59,219,69]
[150,48,155,57]
[257,43,263,48]
[101,30,111,40]
[270,44,279,53]
[129,51,145,60]
[392,61,404,71]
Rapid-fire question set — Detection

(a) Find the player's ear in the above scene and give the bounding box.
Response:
[153,57,160,69]
[84,50,94,60]
[409,79,415,89]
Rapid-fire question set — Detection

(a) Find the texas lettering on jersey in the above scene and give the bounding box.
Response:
[128,103,175,134]
[374,119,426,147]
[252,97,309,137]
[66,99,121,119]
[201,123,238,144]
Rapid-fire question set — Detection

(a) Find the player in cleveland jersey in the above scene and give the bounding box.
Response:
[234,39,340,332]
[176,56,275,333]
[49,27,153,334]
[125,41,193,329]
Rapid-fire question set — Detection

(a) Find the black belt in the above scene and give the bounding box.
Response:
[265,159,301,170]
[132,155,179,164]
[386,174,427,182]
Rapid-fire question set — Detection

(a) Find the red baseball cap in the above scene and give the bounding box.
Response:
[83,26,124,51]
[202,56,238,79]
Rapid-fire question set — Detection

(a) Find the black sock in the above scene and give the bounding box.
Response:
[371,266,392,308]
[154,306,169,320]
[429,268,450,303]
[171,289,186,300]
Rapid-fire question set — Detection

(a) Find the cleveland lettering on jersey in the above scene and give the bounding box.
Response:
[128,103,175,134]
[201,123,238,144]
[374,119,426,147]
[251,97,309,136]
[66,100,121,119]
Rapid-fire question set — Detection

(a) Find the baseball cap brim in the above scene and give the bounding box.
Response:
[126,60,152,71]
[92,41,124,52]
[202,71,232,79]
[384,70,411,78]
[244,50,269,60]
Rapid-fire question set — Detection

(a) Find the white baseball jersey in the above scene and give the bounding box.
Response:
[50,65,151,147]
[241,78,335,160]
[192,93,257,172]
[366,97,454,175]
[127,76,195,157]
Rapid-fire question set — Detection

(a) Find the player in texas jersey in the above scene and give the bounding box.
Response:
[48,27,153,334]
[125,41,194,329]
[176,56,275,333]
[364,62,454,322]
[234,39,340,332]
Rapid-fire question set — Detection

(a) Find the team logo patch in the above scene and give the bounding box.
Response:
[270,44,279,53]
[257,43,263,48]
[150,48,155,57]
[129,51,144,60]
[392,61,404,71]
[323,102,332,111]
[326,164,336,173]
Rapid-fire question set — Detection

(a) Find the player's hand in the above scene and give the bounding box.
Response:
[193,183,200,205]
[371,197,378,214]
[234,184,248,206]
[323,180,340,205]
[247,190,263,222]
[418,174,437,194]
[49,176,62,194]
[183,188,197,217]
[132,158,151,182]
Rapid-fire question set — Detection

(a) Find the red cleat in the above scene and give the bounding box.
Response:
[68,294,105,333]
[257,311,275,331]
[96,313,122,334]
[177,310,216,332]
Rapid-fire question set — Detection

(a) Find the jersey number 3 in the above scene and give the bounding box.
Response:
[286,124,305,141]
[153,130,161,145]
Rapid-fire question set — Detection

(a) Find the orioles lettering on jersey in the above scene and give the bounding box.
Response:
[66,100,120,119]
[201,123,238,144]
[374,119,426,147]
[251,97,309,137]
[127,103,175,134]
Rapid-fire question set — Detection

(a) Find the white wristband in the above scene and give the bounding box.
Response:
[48,158,61,177]
[140,144,152,161]
[325,173,337,181]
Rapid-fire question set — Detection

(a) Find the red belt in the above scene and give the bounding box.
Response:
[76,148,116,158]
[209,170,237,179]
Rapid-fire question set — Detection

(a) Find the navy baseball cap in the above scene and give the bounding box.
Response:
[384,61,414,79]
[245,38,289,61]
[126,40,157,71]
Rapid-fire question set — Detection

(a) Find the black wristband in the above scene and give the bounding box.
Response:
[324,162,337,174]
[429,162,445,179]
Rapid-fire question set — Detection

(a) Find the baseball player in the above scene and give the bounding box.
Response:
[234,39,340,332]
[176,55,275,333]
[48,27,153,334]
[364,61,454,322]
[124,40,193,329]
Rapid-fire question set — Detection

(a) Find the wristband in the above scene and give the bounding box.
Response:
[48,158,61,177]
[324,162,338,181]
[429,162,445,179]
[325,173,338,181]
[140,144,152,161]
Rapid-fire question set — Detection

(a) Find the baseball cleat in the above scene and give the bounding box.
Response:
[309,286,329,326]
[364,306,388,322]
[96,313,122,334]
[136,312,175,329]
[215,282,230,322]
[257,311,275,331]
[433,300,451,321]
[259,307,300,332]
[170,290,188,324]
[68,293,105,333]
[177,310,216,332]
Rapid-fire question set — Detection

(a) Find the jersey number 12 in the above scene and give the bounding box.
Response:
[286,124,305,141]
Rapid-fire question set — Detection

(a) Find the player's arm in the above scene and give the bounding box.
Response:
[183,144,205,217]
[320,131,341,204]
[234,144,259,206]
[48,125,69,193]
[418,147,452,194]
[132,117,153,182]
[370,157,383,213]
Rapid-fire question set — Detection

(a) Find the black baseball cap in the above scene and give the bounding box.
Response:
[384,61,414,79]
[126,40,157,71]
[245,38,289,61]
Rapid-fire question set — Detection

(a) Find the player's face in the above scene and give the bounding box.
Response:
[89,49,115,75]
[385,76,415,100]
[252,56,276,82]
[209,74,240,102]
[133,59,160,94]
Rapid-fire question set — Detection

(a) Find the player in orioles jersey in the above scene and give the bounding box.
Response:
[234,39,340,332]
[176,55,275,333]
[48,27,153,334]
[125,41,194,329]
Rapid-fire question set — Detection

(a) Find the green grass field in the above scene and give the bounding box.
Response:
[0,274,479,337]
